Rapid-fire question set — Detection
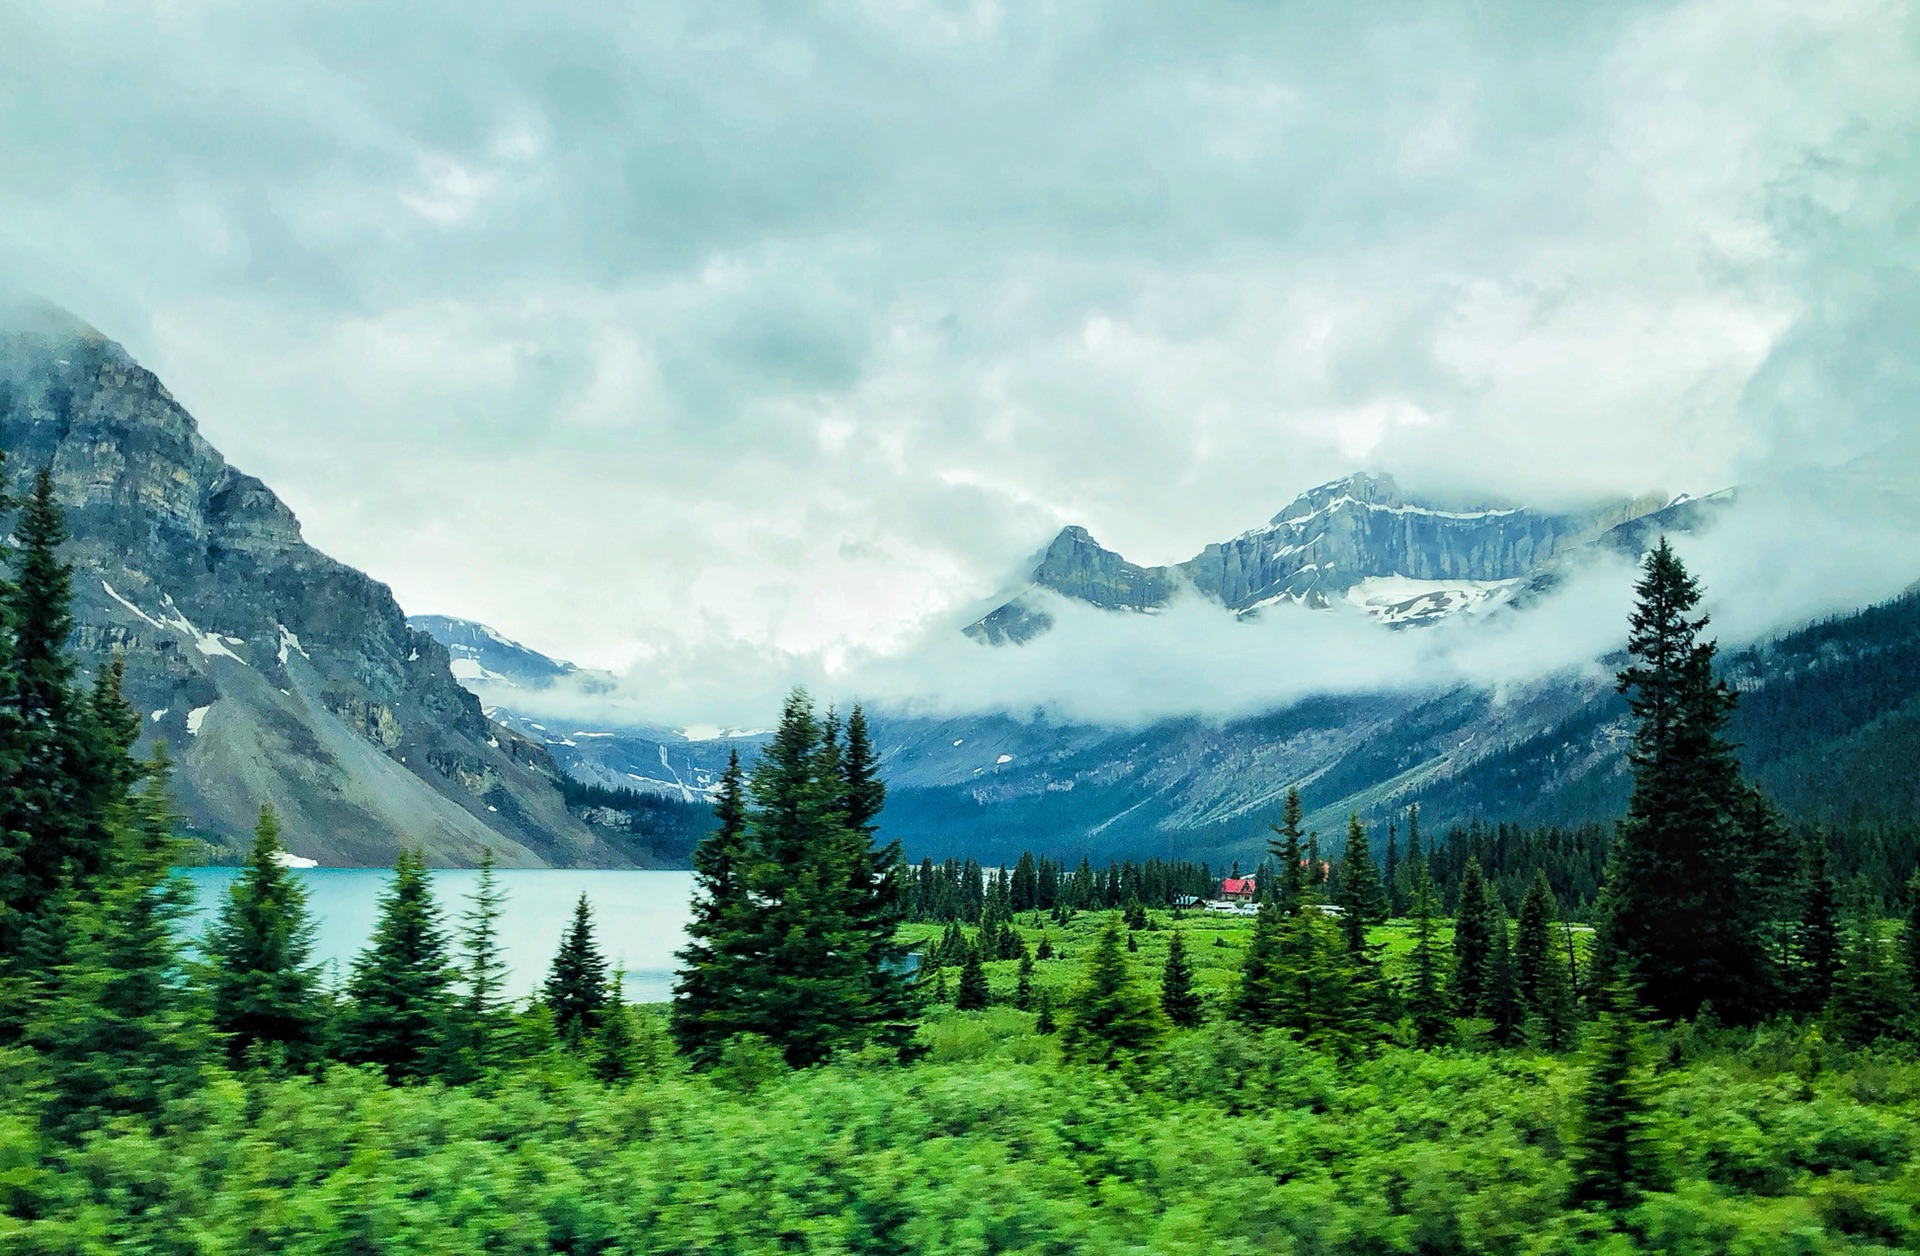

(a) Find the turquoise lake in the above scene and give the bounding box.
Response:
[180,868,696,1004]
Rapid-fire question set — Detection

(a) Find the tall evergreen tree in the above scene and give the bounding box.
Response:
[1451,858,1497,1018]
[1333,813,1389,953]
[1059,917,1165,1069]
[1516,870,1575,1050]
[450,847,510,1078]
[670,748,749,1063]
[1160,929,1202,1028]
[1601,539,1774,1023]
[1569,988,1657,1212]
[335,849,456,1082]
[1267,788,1307,913]
[1406,864,1449,1048]
[1273,907,1377,1056]
[1905,869,1920,1003]
[593,972,642,1085]
[1796,833,1839,1015]
[30,755,207,1138]
[1014,950,1034,1010]
[546,893,611,1047]
[671,690,913,1067]
[78,658,141,835]
[1485,904,1521,1046]
[1231,902,1288,1027]
[1384,825,1403,917]
[204,804,325,1071]
[0,469,91,1021]
[1826,918,1910,1047]
[954,942,989,1010]
[1395,804,1425,913]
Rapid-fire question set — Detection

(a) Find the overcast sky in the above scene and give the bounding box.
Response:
[4,0,1918,723]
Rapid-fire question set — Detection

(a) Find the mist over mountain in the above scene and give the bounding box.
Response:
[967,472,1672,644]
[417,472,1920,867]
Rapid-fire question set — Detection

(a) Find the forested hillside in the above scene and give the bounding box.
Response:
[1422,587,1920,832]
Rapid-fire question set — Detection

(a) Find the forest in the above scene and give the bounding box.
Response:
[3,464,1920,1252]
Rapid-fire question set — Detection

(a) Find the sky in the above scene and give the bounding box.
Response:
[3,0,1919,726]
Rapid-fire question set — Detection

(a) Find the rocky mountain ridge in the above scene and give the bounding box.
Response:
[0,308,624,867]
[967,472,1671,643]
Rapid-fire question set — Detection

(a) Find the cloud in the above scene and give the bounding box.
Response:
[2,0,1917,726]
[481,464,1920,732]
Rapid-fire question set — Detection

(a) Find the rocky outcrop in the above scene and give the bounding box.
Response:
[0,307,611,867]
[967,473,1669,640]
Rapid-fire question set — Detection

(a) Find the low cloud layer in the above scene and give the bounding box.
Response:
[486,469,1920,731]
[4,0,1918,728]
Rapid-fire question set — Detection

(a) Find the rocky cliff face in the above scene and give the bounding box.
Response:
[0,309,611,867]
[967,473,1668,641]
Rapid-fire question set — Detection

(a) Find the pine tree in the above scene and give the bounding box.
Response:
[670,748,750,1063]
[1516,870,1575,1050]
[1014,951,1034,1010]
[593,972,642,1084]
[1231,902,1288,1028]
[449,847,510,1078]
[1334,813,1389,953]
[204,804,325,1071]
[1569,988,1657,1211]
[1395,803,1425,914]
[335,849,455,1082]
[1514,870,1556,1013]
[1273,907,1376,1056]
[1602,539,1774,1023]
[77,658,141,843]
[1059,918,1164,1068]
[1267,788,1307,913]
[0,469,93,1025]
[1826,919,1910,1047]
[31,757,207,1137]
[1160,929,1202,1028]
[1384,826,1403,918]
[546,893,611,1047]
[1012,851,1039,912]
[462,848,509,1020]
[672,691,912,1067]
[1485,905,1521,1047]
[1406,865,1449,1047]
[1451,858,1497,1018]
[1796,833,1839,1015]
[1905,869,1920,1003]
[1034,988,1056,1034]
[840,703,917,1054]
[1036,933,1054,961]
[955,942,990,1010]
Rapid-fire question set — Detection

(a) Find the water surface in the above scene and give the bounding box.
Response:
[181,868,696,1004]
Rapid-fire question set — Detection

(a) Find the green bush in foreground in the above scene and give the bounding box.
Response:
[5,1010,1920,1254]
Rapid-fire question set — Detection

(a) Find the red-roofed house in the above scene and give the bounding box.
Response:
[1219,877,1257,903]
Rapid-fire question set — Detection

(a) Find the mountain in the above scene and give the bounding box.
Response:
[421,572,1920,872]
[404,614,765,804]
[873,587,1920,867]
[967,472,1669,643]
[1412,585,1920,832]
[408,614,605,691]
[0,306,633,867]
